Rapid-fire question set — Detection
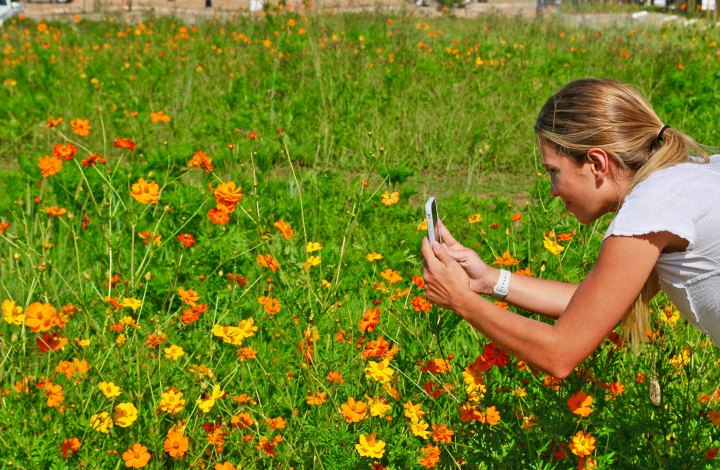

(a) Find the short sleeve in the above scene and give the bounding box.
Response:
[604,169,695,249]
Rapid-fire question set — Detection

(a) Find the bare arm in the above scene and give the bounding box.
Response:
[423,232,672,378]
[437,222,577,318]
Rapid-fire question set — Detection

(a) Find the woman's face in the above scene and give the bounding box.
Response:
[539,141,605,224]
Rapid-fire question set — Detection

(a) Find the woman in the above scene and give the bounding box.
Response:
[421,78,720,379]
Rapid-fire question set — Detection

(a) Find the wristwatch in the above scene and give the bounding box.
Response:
[491,269,511,301]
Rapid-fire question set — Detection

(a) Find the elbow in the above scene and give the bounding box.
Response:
[542,348,584,380]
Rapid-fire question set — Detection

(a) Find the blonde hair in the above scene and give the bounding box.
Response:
[534,78,709,350]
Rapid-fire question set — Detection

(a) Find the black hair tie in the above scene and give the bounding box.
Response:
[657,125,670,142]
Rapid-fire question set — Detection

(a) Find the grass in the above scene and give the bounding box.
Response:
[1,7,720,469]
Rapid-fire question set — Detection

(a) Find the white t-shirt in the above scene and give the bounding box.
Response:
[604,155,720,344]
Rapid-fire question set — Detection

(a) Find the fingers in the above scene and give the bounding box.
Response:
[437,221,461,247]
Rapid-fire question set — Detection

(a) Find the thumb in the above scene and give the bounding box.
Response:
[432,241,455,265]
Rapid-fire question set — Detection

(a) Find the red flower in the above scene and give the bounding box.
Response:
[481,342,510,368]
[114,137,137,150]
[176,233,196,247]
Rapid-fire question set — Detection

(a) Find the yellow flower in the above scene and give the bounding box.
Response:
[543,235,565,255]
[122,298,142,311]
[381,191,400,206]
[98,381,122,398]
[164,345,185,361]
[2,300,24,325]
[404,401,425,421]
[417,219,428,231]
[90,412,113,433]
[114,402,139,427]
[76,338,91,348]
[321,279,332,289]
[212,318,258,346]
[365,358,394,384]
[468,213,483,224]
[410,419,430,439]
[302,255,321,271]
[160,388,185,414]
[355,433,385,459]
[198,384,224,413]
[569,430,596,457]
[365,252,384,262]
[368,396,391,418]
[306,242,322,253]
[669,347,691,369]
[660,305,680,326]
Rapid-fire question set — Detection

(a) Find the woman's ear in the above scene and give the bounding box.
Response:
[586,147,612,180]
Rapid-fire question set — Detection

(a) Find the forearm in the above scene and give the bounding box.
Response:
[451,290,578,377]
[486,268,578,318]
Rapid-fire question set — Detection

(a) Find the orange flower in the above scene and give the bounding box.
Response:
[511,212,523,222]
[418,444,441,468]
[481,342,510,368]
[341,397,368,423]
[381,191,400,206]
[45,381,64,407]
[362,336,391,359]
[492,251,520,266]
[122,443,151,468]
[359,307,381,333]
[431,423,454,444]
[306,391,328,406]
[208,207,230,225]
[266,416,286,430]
[164,430,189,459]
[131,178,160,204]
[38,155,63,177]
[484,405,501,425]
[569,430,596,457]
[0,221,10,236]
[273,218,294,240]
[411,295,432,312]
[138,230,161,246]
[258,296,281,315]
[25,302,58,332]
[256,254,280,272]
[326,371,344,383]
[176,233,196,247]
[188,151,214,173]
[213,181,243,212]
[42,206,68,217]
[45,117,64,129]
[60,437,81,458]
[567,391,593,417]
[181,303,208,324]
[150,111,171,123]
[709,410,720,425]
[609,381,625,396]
[231,412,254,428]
[380,268,403,284]
[71,119,91,136]
[53,143,78,160]
[114,137,137,150]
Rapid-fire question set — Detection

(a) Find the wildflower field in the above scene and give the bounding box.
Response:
[2,6,720,469]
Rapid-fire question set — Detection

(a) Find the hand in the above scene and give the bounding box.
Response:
[436,222,494,295]
[421,235,474,312]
